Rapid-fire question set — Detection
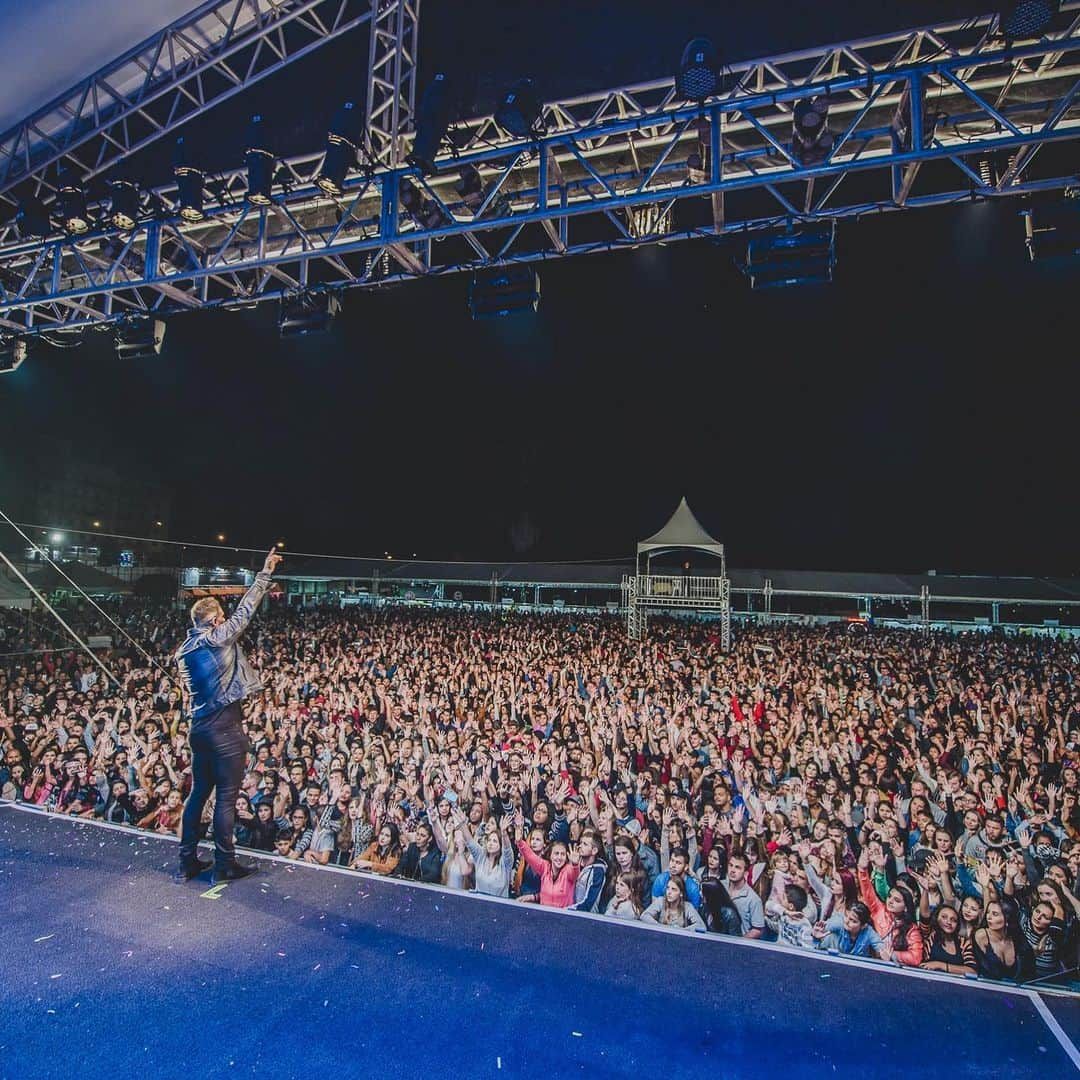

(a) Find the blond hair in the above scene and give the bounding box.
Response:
[190,596,223,626]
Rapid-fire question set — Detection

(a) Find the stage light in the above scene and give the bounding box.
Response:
[0,337,28,375]
[173,138,205,223]
[108,178,140,230]
[1000,1,1060,38]
[114,317,166,358]
[676,38,720,102]
[15,195,51,238]
[468,265,540,319]
[245,115,275,206]
[399,179,449,230]
[316,102,358,196]
[742,223,836,290]
[791,98,834,167]
[408,73,453,175]
[278,291,341,337]
[56,173,90,234]
[495,79,544,138]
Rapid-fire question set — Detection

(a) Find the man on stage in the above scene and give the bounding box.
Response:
[175,546,282,883]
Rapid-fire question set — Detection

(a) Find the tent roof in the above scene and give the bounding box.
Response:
[637,498,724,559]
[0,574,32,607]
[24,561,132,594]
[0,1,202,135]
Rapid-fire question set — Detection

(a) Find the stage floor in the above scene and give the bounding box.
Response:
[1,804,1077,1079]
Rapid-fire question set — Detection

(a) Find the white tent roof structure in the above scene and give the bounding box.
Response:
[637,497,725,560]
[0,573,33,609]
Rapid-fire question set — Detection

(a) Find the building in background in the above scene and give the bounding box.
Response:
[10,441,174,567]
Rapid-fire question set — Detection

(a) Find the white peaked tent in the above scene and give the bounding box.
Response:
[636,497,725,571]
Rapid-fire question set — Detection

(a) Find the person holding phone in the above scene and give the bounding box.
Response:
[175,546,282,883]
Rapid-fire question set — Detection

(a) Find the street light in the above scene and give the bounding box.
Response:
[217,533,226,542]
[51,532,64,543]
[92,521,101,528]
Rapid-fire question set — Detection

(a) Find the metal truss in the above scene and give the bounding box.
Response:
[0,0,374,210]
[2,6,1080,333]
[365,0,421,167]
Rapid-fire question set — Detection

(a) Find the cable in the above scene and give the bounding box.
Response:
[0,548,122,690]
[0,509,171,679]
[9,521,634,567]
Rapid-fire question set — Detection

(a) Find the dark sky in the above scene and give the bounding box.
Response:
[1,1,1078,576]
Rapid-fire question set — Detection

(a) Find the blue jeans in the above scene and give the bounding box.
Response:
[179,701,248,869]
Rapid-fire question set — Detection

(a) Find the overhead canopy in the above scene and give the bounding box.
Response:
[637,497,725,560]
[0,574,32,609]
[24,561,132,596]
[0,0,203,134]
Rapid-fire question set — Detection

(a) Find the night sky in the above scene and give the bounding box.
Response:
[0,2,1077,576]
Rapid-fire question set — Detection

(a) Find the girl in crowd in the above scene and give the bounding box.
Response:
[641,876,706,931]
[456,807,514,897]
[857,847,923,965]
[514,809,579,908]
[353,821,403,875]
[605,869,647,920]
[972,899,1036,982]
[919,903,977,976]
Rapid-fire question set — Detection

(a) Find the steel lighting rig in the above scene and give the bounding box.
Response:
[0,5,1079,335]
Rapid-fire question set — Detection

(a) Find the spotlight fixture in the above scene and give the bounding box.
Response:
[742,223,836,290]
[676,38,720,102]
[0,337,28,375]
[399,179,449,230]
[56,172,90,234]
[15,194,51,238]
[1000,1,1060,39]
[278,291,341,337]
[316,102,358,196]
[173,138,205,223]
[791,97,834,167]
[455,163,512,219]
[468,265,540,319]
[495,79,544,138]
[108,178,140,230]
[407,73,454,175]
[245,115,275,206]
[114,317,166,359]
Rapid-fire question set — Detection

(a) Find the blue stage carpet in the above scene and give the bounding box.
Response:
[0,804,1077,1079]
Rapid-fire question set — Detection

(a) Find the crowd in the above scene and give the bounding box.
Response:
[1,597,1078,987]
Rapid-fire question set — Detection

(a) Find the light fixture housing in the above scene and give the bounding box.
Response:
[245,115,275,206]
[792,98,834,167]
[0,337,28,375]
[173,138,205,223]
[468,266,540,319]
[1000,1,1061,39]
[495,79,544,138]
[676,38,720,102]
[56,174,90,234]
[115,318,166,358]
[407,73,453,175]
[108,179,140,230]
[316,102,358,196]
[15,195,51,238]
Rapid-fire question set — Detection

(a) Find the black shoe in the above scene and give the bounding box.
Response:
[211,859,258,884]
[175,856,213,882]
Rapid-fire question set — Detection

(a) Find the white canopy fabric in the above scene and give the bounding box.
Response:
[0,0,203,134]
[637,497,724,560]
[0,573,33,609]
